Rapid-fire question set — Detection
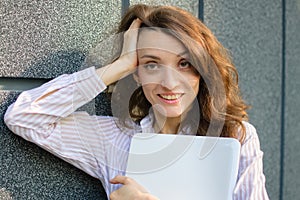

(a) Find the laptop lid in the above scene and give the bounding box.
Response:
[126,133,240,200]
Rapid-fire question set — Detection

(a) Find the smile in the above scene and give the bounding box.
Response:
[157,93,183,104]
[159,94,182,100]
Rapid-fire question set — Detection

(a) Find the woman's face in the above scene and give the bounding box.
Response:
[136,29,200,119]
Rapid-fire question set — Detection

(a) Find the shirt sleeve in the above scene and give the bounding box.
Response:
[233,122,270,200]
[4,67,109,180]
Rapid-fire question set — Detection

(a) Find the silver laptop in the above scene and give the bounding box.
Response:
[126,133,240,200]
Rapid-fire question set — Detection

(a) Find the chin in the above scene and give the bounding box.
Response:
[160,110,184,119]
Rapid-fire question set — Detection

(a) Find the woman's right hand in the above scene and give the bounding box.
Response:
[96,19,142,86]
[118,18,142,72]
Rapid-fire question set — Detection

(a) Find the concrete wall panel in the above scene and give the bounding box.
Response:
[130,0,199,17]
[204,0,282,199]
[284,0,300,199]
[0,0,121,78]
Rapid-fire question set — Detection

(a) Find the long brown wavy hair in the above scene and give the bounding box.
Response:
[110,4,249,143]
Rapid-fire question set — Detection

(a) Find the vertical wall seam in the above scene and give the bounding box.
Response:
[198,0,204,21]
[279,0,286,199]
[122,0,130,16]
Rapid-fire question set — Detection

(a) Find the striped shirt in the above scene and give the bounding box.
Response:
[4,67,269,199]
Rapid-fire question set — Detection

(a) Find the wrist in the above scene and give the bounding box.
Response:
[96,59,134,86]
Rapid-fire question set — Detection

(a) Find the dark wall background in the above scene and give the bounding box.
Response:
[205,1,300,199]
[1,0,299,199]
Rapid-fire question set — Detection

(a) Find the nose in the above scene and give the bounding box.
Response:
[160,66,180,90]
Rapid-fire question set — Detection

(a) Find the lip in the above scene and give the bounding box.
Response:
[157,93,184,104]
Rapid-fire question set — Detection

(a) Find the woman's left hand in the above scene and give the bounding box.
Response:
[109,175,159,200]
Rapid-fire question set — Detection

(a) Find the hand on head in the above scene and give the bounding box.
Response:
[118,18,142,73]
[95,18,142,86]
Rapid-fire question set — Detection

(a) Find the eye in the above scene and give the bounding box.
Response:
[143,63,160,70]
[179,60,192,69]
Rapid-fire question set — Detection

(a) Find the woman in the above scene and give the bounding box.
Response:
[4,4,269,200]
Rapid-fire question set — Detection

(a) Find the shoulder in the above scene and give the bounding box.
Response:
[240,121,260,145]
[234,122,269,199]
[239,121,263,158]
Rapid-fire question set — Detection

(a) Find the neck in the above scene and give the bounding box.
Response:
[153,112,182,134]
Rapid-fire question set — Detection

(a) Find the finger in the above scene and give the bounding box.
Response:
[110,175,130,184]
[128,18,142,30]
[121,19,141,58]
[124,18,142,43]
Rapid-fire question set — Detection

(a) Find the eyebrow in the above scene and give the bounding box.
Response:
[140,50,189,60]
[178,50,188,57]
[140,55,161,60]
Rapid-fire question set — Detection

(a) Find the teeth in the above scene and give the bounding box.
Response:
[160,94,182,100]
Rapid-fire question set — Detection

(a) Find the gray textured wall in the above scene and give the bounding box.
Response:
[1,0,299,199]
[284,0,300,199]
[204,1,282,199]
[205,0,300,199]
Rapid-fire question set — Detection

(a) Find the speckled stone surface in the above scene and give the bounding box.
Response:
[284,0,300,199]
[0,0,121,78]
[130,0,199,17]
[204,0,282,199]
[0,188,12,200]
[0,91,108,199]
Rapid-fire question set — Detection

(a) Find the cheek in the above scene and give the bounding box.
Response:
[186,76,200,95]
[141,84,156,101]
[138,72,162,86]
[137,68,149,83]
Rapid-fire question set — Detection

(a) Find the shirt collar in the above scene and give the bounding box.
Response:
[140,112,155,133]
[140,112,196,135]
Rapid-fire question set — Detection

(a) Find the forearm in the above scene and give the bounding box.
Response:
[4,67,106,136]
[96,59,134,86]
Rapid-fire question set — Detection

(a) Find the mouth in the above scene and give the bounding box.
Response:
[157,93,183,103]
